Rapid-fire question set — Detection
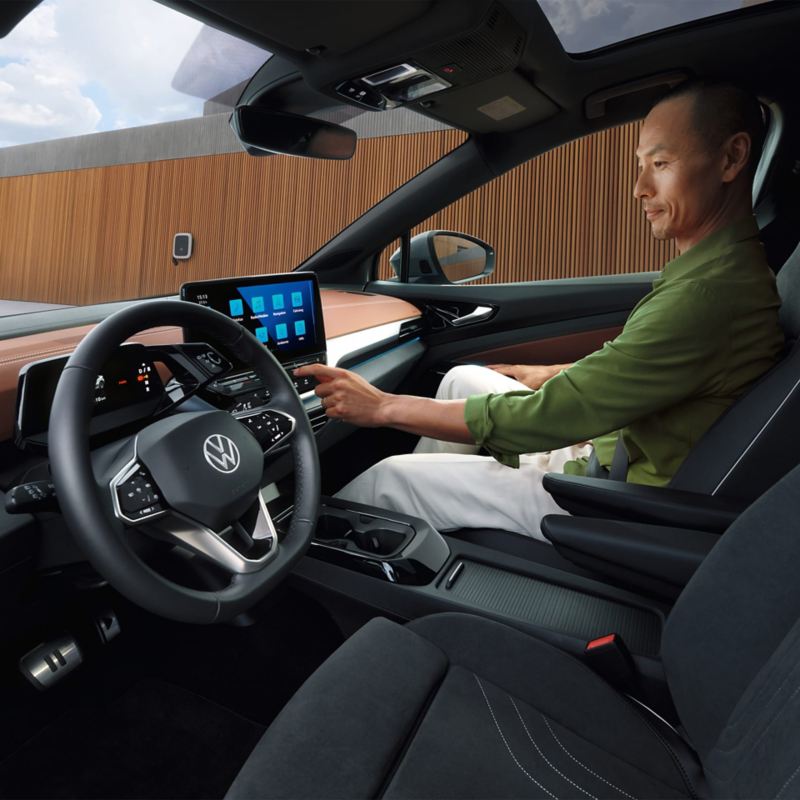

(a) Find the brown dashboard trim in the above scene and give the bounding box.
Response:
[0,290,421,442]
[320,290,419,338]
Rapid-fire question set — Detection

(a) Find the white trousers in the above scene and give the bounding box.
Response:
[335,365,592,541]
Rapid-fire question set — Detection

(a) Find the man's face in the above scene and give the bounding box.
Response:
[634,96,726,252]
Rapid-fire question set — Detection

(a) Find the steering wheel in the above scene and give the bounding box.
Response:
[48,300,320,624]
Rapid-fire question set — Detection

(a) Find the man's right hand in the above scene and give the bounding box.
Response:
[486,363,572,390]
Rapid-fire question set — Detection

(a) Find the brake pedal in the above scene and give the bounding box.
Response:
[19,634,83,690]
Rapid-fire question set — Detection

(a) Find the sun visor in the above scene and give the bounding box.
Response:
[412,72,558,133]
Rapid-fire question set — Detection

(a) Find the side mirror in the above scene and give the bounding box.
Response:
[390,231,495,284]
[230,106,357,160]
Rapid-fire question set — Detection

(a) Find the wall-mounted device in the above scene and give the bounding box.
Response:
[172,232,193,261]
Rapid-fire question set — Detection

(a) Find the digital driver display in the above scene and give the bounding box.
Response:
[180,273,326,364]
[15,344,165,446]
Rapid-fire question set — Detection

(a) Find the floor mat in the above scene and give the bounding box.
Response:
[0,680,265,799]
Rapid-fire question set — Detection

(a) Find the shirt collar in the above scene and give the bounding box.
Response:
[657,215,760,285]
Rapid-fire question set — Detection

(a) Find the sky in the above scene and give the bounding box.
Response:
[0,0,269,148]
[539,0,773,53]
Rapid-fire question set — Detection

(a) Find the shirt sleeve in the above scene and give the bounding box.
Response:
[464,282,728,468]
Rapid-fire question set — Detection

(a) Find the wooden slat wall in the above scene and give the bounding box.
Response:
[378,122,676,281]
[0,122,674,306]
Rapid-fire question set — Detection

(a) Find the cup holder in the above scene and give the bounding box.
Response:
[353,529,406,556]
[314,509,413,558]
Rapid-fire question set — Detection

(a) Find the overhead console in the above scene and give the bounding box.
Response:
[334,2,525,112]
[233,0,557,135]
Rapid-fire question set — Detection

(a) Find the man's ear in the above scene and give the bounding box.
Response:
[721,131,752,183]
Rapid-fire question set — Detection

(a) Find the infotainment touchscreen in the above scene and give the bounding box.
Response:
[180,273,326,365]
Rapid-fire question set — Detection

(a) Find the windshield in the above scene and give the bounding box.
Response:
[0,0,461,317]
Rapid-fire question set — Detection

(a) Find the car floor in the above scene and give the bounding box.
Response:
[0,585,344,799]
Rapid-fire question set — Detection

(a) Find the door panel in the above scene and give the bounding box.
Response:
[366,273,652,370]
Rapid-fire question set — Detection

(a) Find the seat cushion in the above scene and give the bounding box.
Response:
[227,613,697,799]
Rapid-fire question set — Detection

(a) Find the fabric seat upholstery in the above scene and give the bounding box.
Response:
[228,461,800,799]
[227,614,693,799]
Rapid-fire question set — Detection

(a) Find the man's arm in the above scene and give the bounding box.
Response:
[293,364,473,442]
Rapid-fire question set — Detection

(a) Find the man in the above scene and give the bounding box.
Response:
[295,80,784,539]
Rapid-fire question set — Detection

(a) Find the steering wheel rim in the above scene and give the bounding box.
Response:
[48,299,320,624]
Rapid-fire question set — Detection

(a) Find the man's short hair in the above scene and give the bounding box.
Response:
[656,79,766,176]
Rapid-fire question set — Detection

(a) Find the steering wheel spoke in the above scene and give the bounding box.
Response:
[148,491,279,574]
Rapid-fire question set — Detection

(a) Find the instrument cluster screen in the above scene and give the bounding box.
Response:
[180,273,326,364]
[16,344,164,446]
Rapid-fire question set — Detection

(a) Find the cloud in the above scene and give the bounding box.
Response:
[0,0,249,146]
[539,0,750,52]
[0,56,101,144]
[538,0,611,37]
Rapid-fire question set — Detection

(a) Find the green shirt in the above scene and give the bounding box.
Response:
[464,217,784,486]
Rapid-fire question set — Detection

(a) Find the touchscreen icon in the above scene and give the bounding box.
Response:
[255,327,268,343]
[252,296,265,313]
[291,292,303,308]
[229,298,244,317]
[275,323,288,340]
[272,294,285,310]
[294,320,306,336]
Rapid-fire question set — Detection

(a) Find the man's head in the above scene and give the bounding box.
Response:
[634,80,766,253]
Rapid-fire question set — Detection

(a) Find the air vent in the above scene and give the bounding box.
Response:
[309,407,330,433]
[487,7,500,28]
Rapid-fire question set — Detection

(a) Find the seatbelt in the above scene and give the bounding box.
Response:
[608,436,629,481]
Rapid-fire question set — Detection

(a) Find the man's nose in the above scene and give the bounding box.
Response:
[634,167,652,199]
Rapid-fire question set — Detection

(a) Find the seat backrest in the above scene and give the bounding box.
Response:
[662,461,800,798]
[668,241,800,501]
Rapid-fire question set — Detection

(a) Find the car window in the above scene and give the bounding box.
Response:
[0,0,465,317]
[376,121,676,284]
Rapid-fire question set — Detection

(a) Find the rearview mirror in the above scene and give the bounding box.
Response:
[230,106,357,160]
[390,231,495,284]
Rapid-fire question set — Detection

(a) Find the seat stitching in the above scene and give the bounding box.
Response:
[776,761,800,799]
[633,710,699,799]
[540,714,638,800]
[508,696,597,799]
[474,675,559,799]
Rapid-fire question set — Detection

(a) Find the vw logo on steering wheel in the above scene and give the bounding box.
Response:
[203,434,241,474]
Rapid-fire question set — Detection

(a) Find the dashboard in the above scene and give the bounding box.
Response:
[12,273,425,458]
[0,284,421,445]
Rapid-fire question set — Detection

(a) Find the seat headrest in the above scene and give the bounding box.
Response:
[777,240,800,340]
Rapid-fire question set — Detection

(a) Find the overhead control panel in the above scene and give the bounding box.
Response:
[336,63,452,110]
[334,2,525,113]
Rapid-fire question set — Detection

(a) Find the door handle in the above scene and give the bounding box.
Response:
[450,305,494,327]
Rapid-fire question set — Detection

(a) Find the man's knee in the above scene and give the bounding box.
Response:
[437,364,494,399]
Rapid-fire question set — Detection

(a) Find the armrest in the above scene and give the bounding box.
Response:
[540,514,720,599]
[541,473,746,533]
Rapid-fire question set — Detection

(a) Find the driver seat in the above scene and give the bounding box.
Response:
[227,461,800,799]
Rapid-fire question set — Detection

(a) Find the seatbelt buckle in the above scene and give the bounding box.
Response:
[583,633,637,690]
